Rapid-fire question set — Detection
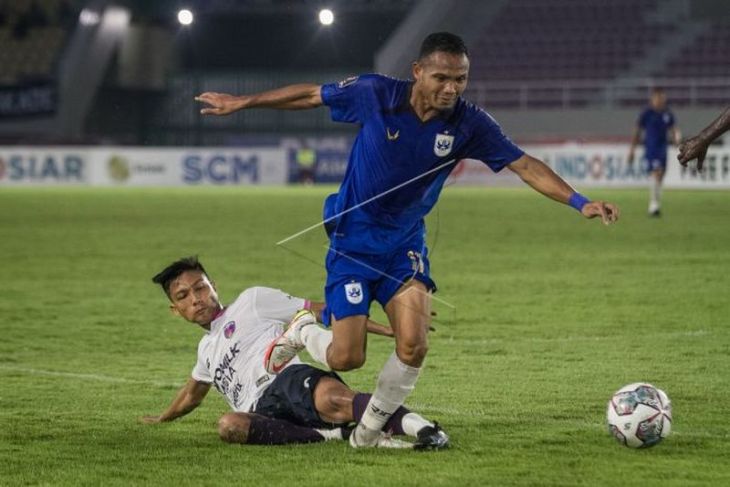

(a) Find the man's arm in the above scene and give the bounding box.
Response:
[508,154,619,225]
[628,126,643,164]
[195,84,323,116]
[670,126,682,146]
[308,301,394,337]
[140,378,211,424]
[678,107,730,170]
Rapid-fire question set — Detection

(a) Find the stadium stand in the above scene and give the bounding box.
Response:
[469,0,675,82]
[657,20,730,78]
[0,0,73,86]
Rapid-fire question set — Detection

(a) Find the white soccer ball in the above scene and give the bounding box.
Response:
[606,382,672,448]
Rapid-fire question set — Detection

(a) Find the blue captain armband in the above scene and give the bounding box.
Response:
[568,192,591,212]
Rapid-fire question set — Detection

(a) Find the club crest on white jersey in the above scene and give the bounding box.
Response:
[434,133,454,157]
[344,282,363,304]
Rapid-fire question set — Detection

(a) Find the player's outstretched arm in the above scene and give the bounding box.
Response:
[508,154,619,225]
[140,377,211,424]
[195,84,323,116]
[678,107,730,170]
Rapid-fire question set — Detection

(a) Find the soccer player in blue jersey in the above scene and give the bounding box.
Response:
[196,32,619,448]
[628,88,681,217]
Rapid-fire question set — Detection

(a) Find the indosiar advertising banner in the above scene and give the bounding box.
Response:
[447,143,730,189]
[1,143,728,188]
[0,147,89,186]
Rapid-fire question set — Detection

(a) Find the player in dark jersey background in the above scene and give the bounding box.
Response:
[628,87,681,217]
[195,32,619,448]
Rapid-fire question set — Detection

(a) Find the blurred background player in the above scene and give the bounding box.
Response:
[628,87,681,217]
[142,256,449,450]
[678,107,730,170]
[195,32,619,449]
[294,147,316,185]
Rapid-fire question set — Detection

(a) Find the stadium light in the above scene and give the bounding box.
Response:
[177,9,194,26]
[318,8,334,26]
[78,8,100,26]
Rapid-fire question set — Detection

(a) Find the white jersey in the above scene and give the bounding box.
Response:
[191,286,307,412]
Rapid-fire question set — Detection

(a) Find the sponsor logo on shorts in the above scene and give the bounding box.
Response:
[223,321,236,338]
[407,250,425,274]
[344,281,363,304]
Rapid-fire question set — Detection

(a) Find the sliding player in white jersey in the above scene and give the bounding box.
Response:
[141,257,449,449]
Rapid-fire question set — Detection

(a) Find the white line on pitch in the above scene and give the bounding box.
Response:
[0,365,181,388]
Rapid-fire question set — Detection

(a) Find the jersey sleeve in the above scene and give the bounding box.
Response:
[251,287,307,323]
[191,348,212,384]
[320,74,380,124]
[638,109,649,128]
[466,110,525,172]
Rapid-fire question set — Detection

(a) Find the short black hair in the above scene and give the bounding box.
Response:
[152,256,209,299]
[418,32,469,61]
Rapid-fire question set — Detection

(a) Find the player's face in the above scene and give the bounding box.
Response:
[168,270,222,327]
[413,51,469,111]
[650,92,666,110]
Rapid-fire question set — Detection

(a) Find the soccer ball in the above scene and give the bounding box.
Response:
[606,383,672,448]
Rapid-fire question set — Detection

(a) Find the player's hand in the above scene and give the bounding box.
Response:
[677,136,709,171]
[195,92,244,116]
[366,320,395,338]
[581,201,619,225]
[139,415,163,424]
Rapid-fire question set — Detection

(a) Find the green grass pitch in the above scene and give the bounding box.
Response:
[1,186,729,486]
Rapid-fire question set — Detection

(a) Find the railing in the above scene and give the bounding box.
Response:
[465,78,730,110]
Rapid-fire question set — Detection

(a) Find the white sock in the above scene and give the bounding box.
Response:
[402,412,433,437]
[300,324,332,368]
[650,178,661,210]
[359,352,421,440]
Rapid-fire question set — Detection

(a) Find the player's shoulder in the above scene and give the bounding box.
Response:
[456,97,503,131]
[235,286,274,304]
[236,286,294,306]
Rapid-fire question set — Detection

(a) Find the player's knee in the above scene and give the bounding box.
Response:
[327,349,366,371]
[396,340,428,367]
[218,413,250,444]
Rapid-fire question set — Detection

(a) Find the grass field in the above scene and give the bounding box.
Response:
[1,186,729,486]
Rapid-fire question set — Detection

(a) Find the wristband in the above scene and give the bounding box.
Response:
[568,192,590,212]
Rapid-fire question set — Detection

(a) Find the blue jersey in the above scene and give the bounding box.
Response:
[320,74,524,254]
[639,108,675,160]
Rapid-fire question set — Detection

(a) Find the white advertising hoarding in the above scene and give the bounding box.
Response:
[447,144,730,189]
[0,147,90,186]
[1,143,728,188]
[0,147,288,186]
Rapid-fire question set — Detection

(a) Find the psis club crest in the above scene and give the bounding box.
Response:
[434,133,454,157]
[344,282,363,304]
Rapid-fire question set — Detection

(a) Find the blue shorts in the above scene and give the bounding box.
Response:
[253,364,346,429]
[644,154,667,172]
[321,240,437,326]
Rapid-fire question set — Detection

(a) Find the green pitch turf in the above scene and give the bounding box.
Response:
[1,186,728,486]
